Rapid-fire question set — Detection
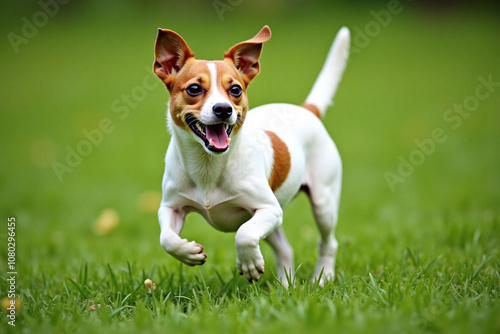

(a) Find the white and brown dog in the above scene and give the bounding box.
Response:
[153,25,350,287]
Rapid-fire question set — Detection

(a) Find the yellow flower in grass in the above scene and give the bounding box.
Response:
[137,191,162,214]
[1,298,21,311]
[93,208,120,236]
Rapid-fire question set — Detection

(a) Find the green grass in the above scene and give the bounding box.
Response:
[1,2,499,333]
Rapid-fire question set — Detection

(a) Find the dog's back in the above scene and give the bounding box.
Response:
[243,27,350,208]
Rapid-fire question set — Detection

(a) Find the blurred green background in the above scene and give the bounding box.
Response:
[0,0,499,314]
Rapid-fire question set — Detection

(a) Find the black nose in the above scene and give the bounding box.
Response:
[213,103,233,119]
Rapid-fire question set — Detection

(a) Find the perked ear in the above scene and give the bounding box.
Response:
[153,29,194,87]
[224,25,271,85]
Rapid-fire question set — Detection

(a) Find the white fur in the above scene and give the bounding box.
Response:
[158,28,350,287]
[305,27,350,117]
[201,62,237,124]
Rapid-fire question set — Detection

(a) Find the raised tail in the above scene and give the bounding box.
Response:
[303,27,350,118]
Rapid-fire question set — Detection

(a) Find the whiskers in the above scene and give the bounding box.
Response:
[236,116,244,127]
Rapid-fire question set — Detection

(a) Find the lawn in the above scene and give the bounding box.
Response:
[1,1,499,333]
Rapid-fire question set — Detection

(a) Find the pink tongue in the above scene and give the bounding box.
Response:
[205,124,229,149]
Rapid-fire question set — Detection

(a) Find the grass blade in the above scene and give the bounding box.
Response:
[109,305,135,319]
[107,263,118,291]
[469,257,489,282]
[66,277,88,300]
[127,261,134,288]
[83,262,88,286]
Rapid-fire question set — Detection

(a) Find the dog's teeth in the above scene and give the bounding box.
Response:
[226,138,231,144]
[209,139,214,146]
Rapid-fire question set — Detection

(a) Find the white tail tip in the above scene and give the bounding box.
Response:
[304,27,350,117]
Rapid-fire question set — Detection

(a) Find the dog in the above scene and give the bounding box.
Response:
[153,25,350,287]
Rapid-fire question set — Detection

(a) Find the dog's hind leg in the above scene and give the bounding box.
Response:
[265,227,294,288]
[305,141,342,286]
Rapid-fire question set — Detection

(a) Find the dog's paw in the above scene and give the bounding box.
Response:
[161,236,207,266]
[236,241,265,282]
[312,263,335,287]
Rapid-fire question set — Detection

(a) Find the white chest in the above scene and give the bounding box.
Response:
[177,187,253,232]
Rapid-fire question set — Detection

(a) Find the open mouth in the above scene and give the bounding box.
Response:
[185,114,234,153]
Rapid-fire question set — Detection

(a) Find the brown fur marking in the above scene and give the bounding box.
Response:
[301,103,321,119]
[166,59,250,135]
[168,59,212,130]
[265,130,291,192]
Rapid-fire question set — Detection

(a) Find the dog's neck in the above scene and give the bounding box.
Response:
[168,112,240,189]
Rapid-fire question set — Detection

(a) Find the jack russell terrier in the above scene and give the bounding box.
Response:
[153,25,350,287]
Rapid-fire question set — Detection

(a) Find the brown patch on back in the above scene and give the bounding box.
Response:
[265,131,291,192]
[301,103,321,119]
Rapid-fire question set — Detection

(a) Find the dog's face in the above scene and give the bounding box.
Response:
[153,26,271,154]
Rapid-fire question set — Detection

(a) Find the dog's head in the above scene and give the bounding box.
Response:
[153,26,271,154]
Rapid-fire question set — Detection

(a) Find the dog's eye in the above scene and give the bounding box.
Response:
[186,84,203,96]
[229,85,242,97]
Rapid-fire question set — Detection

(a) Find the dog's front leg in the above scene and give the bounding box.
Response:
[158,206,207,266]
[235,206,283,282]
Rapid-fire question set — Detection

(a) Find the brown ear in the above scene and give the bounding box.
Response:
[224,25,271,85]
[153,29,194,86]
